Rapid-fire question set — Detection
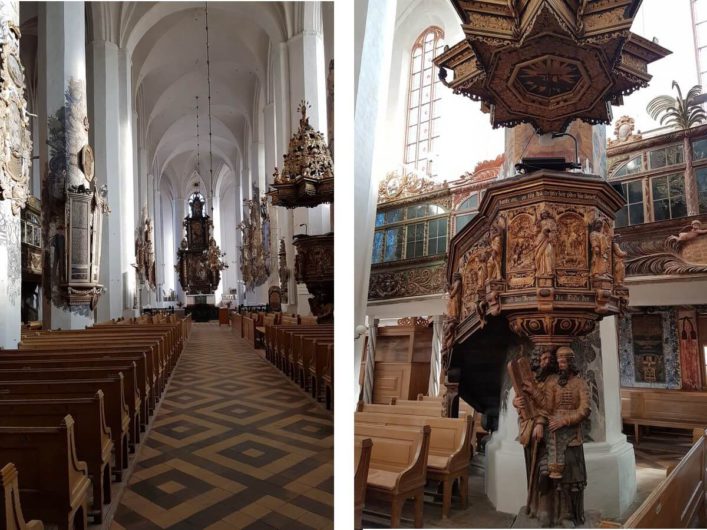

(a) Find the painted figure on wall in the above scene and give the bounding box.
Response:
[678,313,702,390]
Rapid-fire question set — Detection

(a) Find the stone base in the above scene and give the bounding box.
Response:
[486,433,636,519]
[512,508,603,528]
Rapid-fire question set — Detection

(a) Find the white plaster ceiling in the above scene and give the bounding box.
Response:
[105,2,293,198]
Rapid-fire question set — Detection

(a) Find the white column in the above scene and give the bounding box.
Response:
[172,196,183,301]
[119,49,136,316]
[353,0,397,397]
[91,38,123,321]
[486,319,637,518]
[0,0,21,347]
[39,1,93,329]
[287,4,329,236]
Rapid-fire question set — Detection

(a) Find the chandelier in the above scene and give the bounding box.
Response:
[203,2,226,274]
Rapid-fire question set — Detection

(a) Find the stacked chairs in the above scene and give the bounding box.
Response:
[0,315,191,528]
[259,314,334,410]
[355,397,474,526]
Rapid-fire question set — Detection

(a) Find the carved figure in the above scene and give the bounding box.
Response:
[590,219,610,278]
[476,251,488,289]
[534,210,556,276]
[523,347,590,527]
[487,226,503,280]
[612,239,627,286]
[676,220,707,243]
[447,272,462,320]
[512,350,559,525]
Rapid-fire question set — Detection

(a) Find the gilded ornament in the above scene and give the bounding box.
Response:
[79,144,94,182]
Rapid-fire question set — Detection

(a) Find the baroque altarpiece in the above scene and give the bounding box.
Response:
[176,191,226,295]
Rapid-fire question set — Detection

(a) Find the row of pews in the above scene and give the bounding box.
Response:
[354,397,475,528]
[0,313,191,530]
[231,311,334,410]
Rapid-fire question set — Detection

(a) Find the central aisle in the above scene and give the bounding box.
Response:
[110,322,333,530]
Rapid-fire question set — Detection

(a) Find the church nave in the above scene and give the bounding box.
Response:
[110,322,333,530]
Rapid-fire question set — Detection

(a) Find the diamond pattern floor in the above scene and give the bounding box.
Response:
[109,322,333,530]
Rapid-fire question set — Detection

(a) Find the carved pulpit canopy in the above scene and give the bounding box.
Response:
[268,101,334,208]
[434,0,670,133]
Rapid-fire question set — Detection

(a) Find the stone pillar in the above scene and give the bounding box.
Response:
[91,38,123,321]
[287,4,330,241]
[486,322,636,519]
[353,0,397,397]
[485,123,636,519]
[503,122,607,180]
[39,1,94,329]
[0,0,25,347]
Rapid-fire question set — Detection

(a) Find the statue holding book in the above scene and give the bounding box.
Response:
[510,347,590,528]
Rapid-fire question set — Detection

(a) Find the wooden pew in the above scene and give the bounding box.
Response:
[18,338,164,400]
[1,463,44,530]
[286,328,332,381]
[621,388,707,445]
[609,429,707,528]
[357,402,443,418]
[355,438,372,530]
[356,412,473,518]
[0,415,90,530]
[0,366,140,450]
[355,423,430,528]
[309,341,334,402]
[323,343,334,411]
[0,348,154,420]
[0,393,112,522]
[0,378,130,477]
[391,398,443,415]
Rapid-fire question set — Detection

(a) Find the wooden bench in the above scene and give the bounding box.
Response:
[1,463,44,530]
[309,341,334,403]
[19,337,165,399]
[0,415,90,530]
[357,402,443,418]
[356,412,472,518]
[0,378,130,477]
[354,423,430,528]
[0,348,154,420]
[0,366,140,451]
[621,388,707,445]
[0,393,112,522]
[604,429,707,528]
[322,343,334,411]
[355,438,372,530]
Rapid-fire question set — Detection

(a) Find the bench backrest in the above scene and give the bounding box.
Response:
[622,429,707,528]
[621,388,707,425]
[357,402,443,418]
[354,423,430,473]
[355,412,470,459]
[0,463,44,530]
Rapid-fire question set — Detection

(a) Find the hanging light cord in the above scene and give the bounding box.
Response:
[195,96,200,176]
[205,2,214,212]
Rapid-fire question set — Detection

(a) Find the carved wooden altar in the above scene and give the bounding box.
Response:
[176,191,225,294]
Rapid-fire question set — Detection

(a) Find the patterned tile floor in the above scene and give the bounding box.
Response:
[109,322,333,530]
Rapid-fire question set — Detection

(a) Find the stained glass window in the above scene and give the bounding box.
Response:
[405,27,444,179]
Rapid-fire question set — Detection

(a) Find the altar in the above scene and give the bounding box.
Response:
[185,294,215,306]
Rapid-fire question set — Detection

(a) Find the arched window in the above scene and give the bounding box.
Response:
[454,193,480,234]
[405,27,445,179]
